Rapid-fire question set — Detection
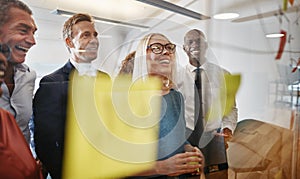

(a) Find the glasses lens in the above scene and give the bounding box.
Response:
[149,43,176,54]
[0,44,11,60]
[150,43,163,54]
[165,43,176,53]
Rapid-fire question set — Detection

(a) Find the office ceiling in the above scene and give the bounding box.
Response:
[17,0,300,88]
[22,0,300,41]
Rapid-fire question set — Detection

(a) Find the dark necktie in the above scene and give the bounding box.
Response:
[188,67,204,147]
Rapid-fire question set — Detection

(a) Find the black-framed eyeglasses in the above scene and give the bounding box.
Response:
[147,43,176,54]
[0,43,11,60]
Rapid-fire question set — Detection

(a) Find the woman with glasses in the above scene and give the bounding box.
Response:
[128,33,205,178]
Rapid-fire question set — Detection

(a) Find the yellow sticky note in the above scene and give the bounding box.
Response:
[223,74,241,116]
[205,73,241,123]
[63,72,161,179]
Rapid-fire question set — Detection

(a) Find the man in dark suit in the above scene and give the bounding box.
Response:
[33,13,109,179]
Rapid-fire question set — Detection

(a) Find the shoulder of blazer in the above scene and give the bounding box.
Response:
[40,61,74,83]
[61,61,74,75]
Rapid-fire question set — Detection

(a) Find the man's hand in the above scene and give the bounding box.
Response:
[222,128,233,149]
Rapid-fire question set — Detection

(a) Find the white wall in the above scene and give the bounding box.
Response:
[25,4,300,129]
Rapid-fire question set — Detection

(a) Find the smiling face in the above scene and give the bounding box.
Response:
[183,29,207,67]
[67,21,99,63]
[0,7,37,64]
[146,34,175,79]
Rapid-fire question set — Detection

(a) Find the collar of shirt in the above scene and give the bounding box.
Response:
[186,62,207,74]
[70,58,97,77]
[15,63,31,72]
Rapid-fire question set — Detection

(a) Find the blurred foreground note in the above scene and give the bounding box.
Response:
[223,74,241,116]
[205,73,241,122]
[200,73,241,147]
[63,72,161,179]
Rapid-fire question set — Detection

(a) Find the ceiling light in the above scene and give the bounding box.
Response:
[136,0,210,20]
[213,13,240,20]
[51,9,150,31]
[266,33,285,38]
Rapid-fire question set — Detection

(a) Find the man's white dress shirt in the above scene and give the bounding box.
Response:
[177,62,237,135]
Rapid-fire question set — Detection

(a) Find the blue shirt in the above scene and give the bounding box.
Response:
[157,89,187,160]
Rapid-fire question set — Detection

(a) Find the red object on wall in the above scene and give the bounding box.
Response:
[292,58,300,73]
[275,30,287,60]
